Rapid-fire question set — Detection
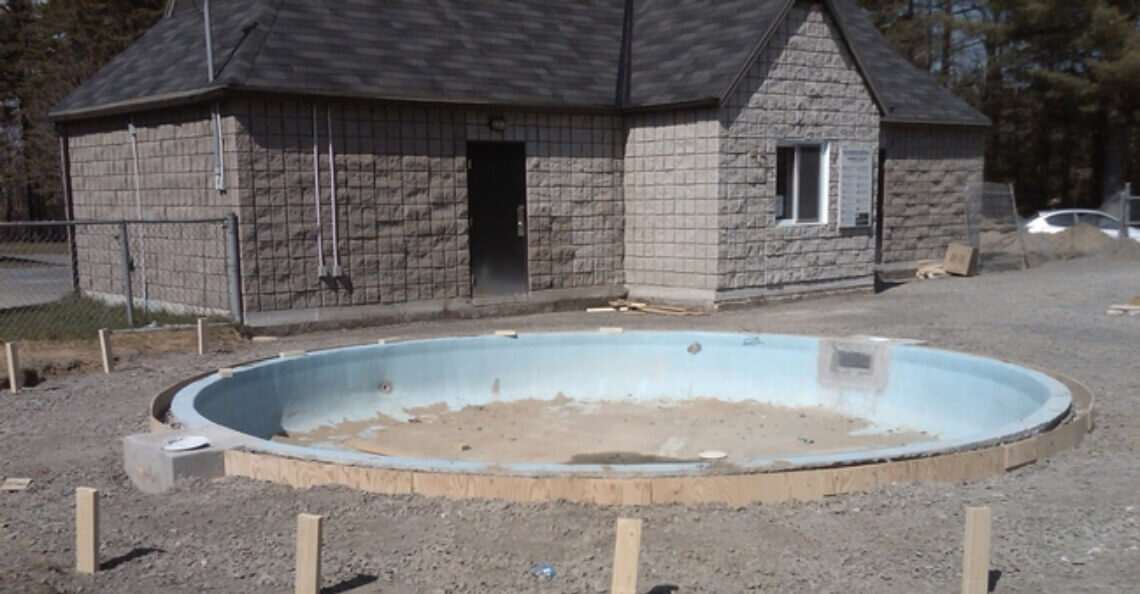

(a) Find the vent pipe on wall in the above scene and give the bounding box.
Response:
[312,105,327,279]
[326,107,342,279]
[201,0,225,191]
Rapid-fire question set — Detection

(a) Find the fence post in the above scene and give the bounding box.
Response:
[223,213,244,325]
[1121,183,1132,240]
[117,221,134,327]
[1009,184,1029,269]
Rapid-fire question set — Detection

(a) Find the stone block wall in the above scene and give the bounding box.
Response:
[880,124,985,264]
[65,106,242,312]
[717,2,880,296]
[230,98,624,312]
[623,109,720,298]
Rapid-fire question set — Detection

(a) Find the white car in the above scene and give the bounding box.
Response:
[1025,209,1140,241]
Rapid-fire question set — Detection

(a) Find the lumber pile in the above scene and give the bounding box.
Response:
[588,299,704,316]
[915,260,949,279]
[1106,297,1140,316]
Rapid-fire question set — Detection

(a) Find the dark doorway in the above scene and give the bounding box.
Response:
[467,142,528,296]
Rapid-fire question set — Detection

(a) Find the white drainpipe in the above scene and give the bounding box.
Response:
[311,105,327,278]
[326,106,342,277]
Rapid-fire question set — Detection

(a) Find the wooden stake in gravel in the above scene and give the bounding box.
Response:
[610,518,642,594]
[961,506,992,594]
[75,487,99,574]
[5,342,20,394]
[295,513,323,594]
[196,318,208,355]
[98,329,113,374]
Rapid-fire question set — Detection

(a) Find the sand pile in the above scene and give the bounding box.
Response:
[979,223,1137,263]
[1046,223,1114,258]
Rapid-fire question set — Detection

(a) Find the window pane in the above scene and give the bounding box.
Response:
[1045,213,1075,227]
[797,146,821,222]
[776,147,793,219]
[1079,212,1118,229]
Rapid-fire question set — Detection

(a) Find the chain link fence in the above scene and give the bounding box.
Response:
[964,182,1030,272]
[966,183,1138,272]
[0,216,241,342]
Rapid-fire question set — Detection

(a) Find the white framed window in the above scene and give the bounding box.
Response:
[775,143,829,224]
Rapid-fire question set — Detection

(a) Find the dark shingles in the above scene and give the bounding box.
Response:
[50,0,987,126]
[629,0,788,106]
[828,0,989,125]
[51,0,278,116]
[238,0,624,107]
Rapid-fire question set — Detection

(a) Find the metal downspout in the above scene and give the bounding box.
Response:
[128,120,148,311]
[312,105,327,279]
[326,107,342,278]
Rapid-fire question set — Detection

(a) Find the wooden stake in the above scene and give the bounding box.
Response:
[97,329,113,374]
[962,506,992,594]
[295,513,323,594]
[196,318,208,355]
[610,518,642,594]
[75,487,99,574]
[5,342,20,394]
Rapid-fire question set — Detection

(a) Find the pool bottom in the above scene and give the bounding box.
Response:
[219,372,1090,506]
[273,396,931,464]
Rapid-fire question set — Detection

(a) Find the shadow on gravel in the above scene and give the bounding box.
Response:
[99,547,164,571]
[989,568,1003,592]
[873,275,907,294]
[321,573,378,594]
[646,585,680,594]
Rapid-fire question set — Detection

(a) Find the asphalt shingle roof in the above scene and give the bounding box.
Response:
[50,0,988,126]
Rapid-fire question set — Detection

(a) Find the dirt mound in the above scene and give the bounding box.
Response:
[979,223,1137,264]
[1046,223,1114,259]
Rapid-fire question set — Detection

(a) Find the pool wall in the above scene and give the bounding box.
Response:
[155,331,1091,505]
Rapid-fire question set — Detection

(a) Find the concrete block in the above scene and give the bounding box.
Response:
[122,432,230,493]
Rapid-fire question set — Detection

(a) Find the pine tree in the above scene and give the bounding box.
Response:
[0,0,164,220]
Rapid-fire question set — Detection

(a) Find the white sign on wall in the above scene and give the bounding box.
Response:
[838,148,873,228]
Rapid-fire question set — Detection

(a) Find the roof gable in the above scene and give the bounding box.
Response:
[50,0,988,127]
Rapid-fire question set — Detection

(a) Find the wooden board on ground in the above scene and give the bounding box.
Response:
[4,342,20,394]
[961,506,992,594]
[1106,304,1140,315]
[610,518,642,594]
[1,477,31,491]
[75,487,99,574]
[608,299,703,316]
[943,242,978,276]
[915,260,948,279]
[196,318,208,355]
[295,513,322,594]
[98,329,113,374]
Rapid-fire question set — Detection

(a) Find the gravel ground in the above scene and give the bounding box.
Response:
[1,256,1137,593]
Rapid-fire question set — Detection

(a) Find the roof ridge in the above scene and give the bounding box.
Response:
[614,0,634,107]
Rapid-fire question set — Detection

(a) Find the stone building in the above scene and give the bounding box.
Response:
[49,0,987,323]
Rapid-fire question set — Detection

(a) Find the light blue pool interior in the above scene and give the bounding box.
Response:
[169,332,1072,476]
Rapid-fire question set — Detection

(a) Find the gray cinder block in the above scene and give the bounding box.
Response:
[122,432,228,493]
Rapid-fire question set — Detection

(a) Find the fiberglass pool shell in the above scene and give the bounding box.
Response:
[168,332,1073,476]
